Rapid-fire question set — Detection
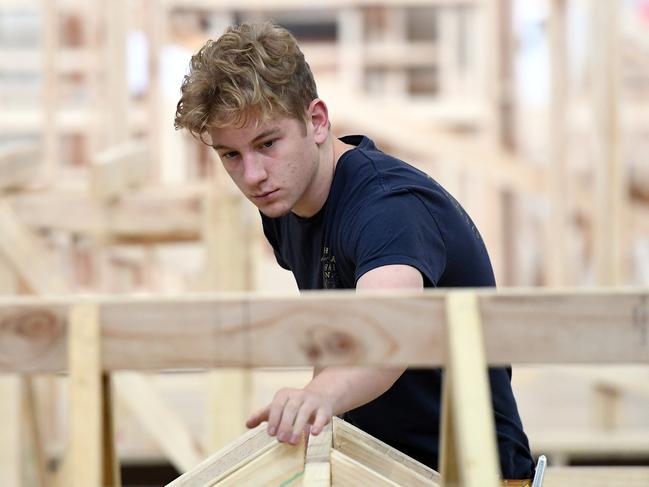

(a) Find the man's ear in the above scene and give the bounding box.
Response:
[307,98,329,145]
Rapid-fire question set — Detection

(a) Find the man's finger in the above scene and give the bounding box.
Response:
[310,408,331,436]
[290,402,316,444]
[246,404,270,429]
[266,396,288,436]
[276,398,302,442]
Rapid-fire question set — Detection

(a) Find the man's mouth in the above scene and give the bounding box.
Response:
[252,189,278,200]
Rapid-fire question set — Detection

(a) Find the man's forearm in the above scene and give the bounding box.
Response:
[306,366,406,416]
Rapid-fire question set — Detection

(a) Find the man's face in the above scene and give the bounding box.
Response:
[208,112,321,218]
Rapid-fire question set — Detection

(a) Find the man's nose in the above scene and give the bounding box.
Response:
[242,155,268,187]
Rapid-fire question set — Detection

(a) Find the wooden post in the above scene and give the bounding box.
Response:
[22,377,48,487]
[104,0,130,147]
[68,303,119,487]
[439,372,459,486]
[592,0,625,286]
[383,6,408,97]
[338,7,364,93]
[0,375,22,487]
[102,374,120,486]
[477,0,515,285]
[41,0,58,181]
[203,172,253,451]
[144,0,164,182]
[547,0,569,286]
[438,5,462,99]
[440,292,500,487]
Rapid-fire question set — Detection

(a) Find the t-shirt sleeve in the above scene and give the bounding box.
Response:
[347,191,447,286]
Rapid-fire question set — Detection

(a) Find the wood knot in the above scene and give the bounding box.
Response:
[324,331,354,355]
[0,308,64,365]
[301,328,357,363]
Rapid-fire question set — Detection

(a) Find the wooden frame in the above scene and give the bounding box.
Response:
[2,288,648,485]
[169,417,440,487]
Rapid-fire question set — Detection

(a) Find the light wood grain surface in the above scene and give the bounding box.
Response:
[0,289,647,372]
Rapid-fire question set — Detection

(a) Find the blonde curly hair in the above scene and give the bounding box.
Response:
[174,21,318,143]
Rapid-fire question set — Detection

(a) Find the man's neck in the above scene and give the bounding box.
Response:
[291,136,355,219]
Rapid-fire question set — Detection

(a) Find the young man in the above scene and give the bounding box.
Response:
[175,21,535,480]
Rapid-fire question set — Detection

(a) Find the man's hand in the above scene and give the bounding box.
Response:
[247,265,421,445]
[246,387,334,445]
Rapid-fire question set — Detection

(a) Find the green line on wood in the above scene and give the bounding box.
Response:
[278,470,304,487]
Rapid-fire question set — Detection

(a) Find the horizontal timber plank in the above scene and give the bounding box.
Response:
[8,186,202,242]
[531,431,649,457]
[0,289,647,373]
[164,0,482,9]
[543,467,649,487]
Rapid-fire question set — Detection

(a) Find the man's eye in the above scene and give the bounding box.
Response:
[221,152,238,159]
[261,139,275,149]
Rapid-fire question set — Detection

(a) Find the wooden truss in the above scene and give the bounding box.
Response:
[167,417,440,487]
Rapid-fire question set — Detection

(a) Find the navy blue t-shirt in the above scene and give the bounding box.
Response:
[261,135,534,479]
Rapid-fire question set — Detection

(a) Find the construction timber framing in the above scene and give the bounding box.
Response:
[167,417,441,487]
[1,289,649,486]
[1,289,649,373]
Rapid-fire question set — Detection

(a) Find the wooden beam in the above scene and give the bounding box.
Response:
[440,292,499,487]
[304,421,332,486]
[216,439,304,487]
[531,431,649,459]
[167,424,275,486]
[1,289,649,373]
[8,186,203,242]
[332,417,439,486]
[168,425,303,486]
[0,104,149,136]
[331,449,400,487]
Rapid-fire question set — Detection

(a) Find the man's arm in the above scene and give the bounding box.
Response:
[246,264,423,444]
